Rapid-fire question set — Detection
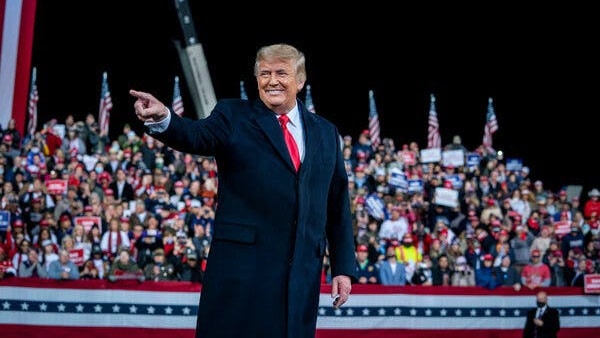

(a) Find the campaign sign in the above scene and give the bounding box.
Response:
[553,220,571,238]
[69,248,85,266]
[505,158,523,172]
[584,274,600,294]
[408,179,424,193]
[45,179,68,195]
[0,210,10,232]
[467,153,481,168]
[388,167,408,191]
[400,151,416,166]
[420,148,442,163]
[442,149,465,167]
[434,187,459,208]
[75,216,103,233]
[445,174,463,190]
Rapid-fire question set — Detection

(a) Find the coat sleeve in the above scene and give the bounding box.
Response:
[325,129,357,282]
[148,102,233,156]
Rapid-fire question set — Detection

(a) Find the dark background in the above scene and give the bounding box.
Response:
[30,2,597,195]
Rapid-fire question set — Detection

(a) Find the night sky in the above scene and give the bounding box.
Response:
[31,2,597,195]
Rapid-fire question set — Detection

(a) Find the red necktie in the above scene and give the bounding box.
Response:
[278,114,300,171]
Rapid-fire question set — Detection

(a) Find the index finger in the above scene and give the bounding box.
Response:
[129,89,153,101]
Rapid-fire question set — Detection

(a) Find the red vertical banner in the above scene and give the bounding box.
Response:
[0,0,37,135]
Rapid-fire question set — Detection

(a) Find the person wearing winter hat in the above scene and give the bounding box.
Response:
[584,188,600,220]
[452,255,475,286]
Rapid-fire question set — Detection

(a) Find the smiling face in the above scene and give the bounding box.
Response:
[254,44,306,115]
[256,59,304,115]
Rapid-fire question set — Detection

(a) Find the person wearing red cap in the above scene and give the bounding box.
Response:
[0,246,16,279]
[395,232,422,282]
[355,244,378,284]
[545,249,567,287]
[521,249,551,289]
[475,253,500,289]
[55,213,74,245]
[480,196,503,225]
[351,130,374,165]
[3,118,21,151]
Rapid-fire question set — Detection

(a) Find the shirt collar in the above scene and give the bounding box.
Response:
[279,103,300,127]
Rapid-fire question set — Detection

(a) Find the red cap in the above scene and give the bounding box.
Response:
[84,205,93,212]
[174,181,184,188]
[483,254,494,261]
[356,244,369,253]
[13,219,24,227]
[531,249,541,257]
[59,214,70,222]
[104,188,114,196]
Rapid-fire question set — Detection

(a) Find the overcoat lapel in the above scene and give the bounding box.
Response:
[254,105,298,173]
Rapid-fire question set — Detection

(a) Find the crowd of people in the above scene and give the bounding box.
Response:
[343,132,599,289]
[0,115,598,290]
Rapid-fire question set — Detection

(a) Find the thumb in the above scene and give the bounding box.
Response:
[331,279,339,298]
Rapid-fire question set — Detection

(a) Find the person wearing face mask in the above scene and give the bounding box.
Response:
[523,290,560,338]
[395,232,422,283]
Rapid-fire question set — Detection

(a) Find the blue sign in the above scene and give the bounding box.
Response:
[0,210,10,232]
[505,158,523,172]
[467,153,481,168]
[408,179,424,193]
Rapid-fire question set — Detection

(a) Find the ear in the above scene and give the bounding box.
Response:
[296,81,305,93]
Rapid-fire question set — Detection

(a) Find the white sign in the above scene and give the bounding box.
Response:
[442,149,465,167]
[420,148,442,163]
[434,187,459,208]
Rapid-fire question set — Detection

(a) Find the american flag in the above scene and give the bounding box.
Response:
[98,71,113,136]
[368,90,381,150]
[172,76,185,116]
[305,84,316,114]
[482,97,498,151]
[239,80,248,100]
[26,67,38,136]
[427,94,441,149]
